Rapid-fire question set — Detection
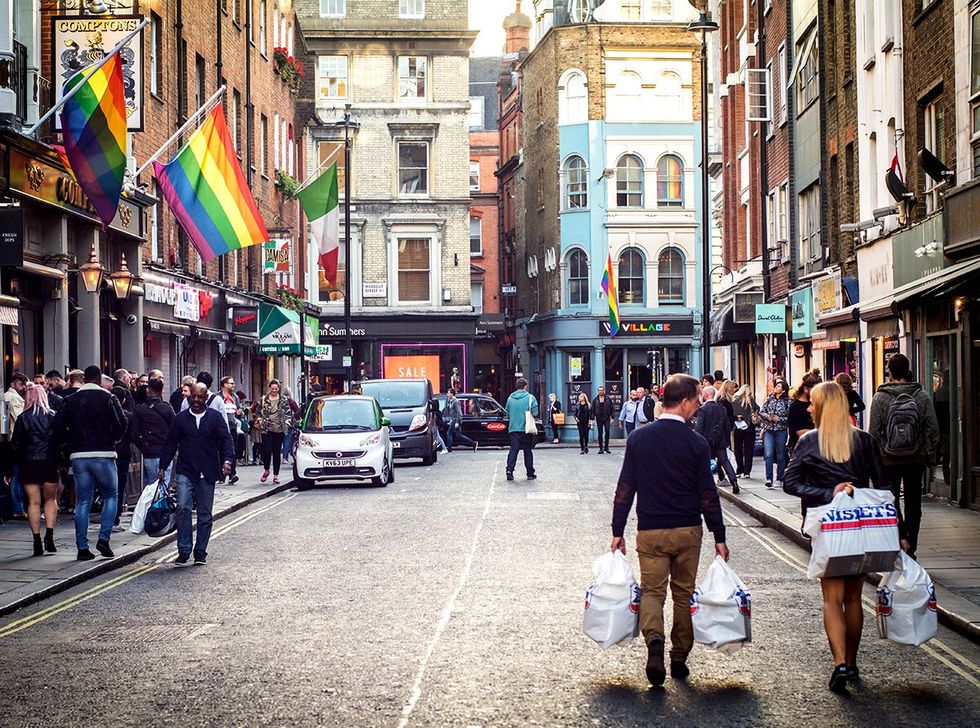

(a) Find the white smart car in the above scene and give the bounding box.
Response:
[292,395,394,490]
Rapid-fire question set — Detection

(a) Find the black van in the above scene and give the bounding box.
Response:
[356,379,439,465]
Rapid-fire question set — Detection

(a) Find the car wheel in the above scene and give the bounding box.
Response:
[372,458,391,487]
[293,466,314,491]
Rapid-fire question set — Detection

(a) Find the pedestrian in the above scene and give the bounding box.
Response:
[732,384,760,477]
[131,377,176,487]
[170,375,195,411]
[611,374,729,687]
[249,400,263,465]
[43,370,66,412]
[504,377,538,482]
[100,374,114,391]
[574,392,592,454]
[10,384,60,556]
[641,386,658,425]
[256,380,290,484]
[695,385,739,493]
[788,372,821,454]
[62,369,84,398]
[219,376,242,483]
[783,382,908,692]
[158,383,235,567]
[444,389,478,453]
[111,368,135,413]
[109,380,134,531]
[700,374,714,389]
[868,353,940,560]
[234,390,249,465]
[618,389,647,437]
[834,372,865,425]
[760,380,790,488]
[591,386,614,454]
[547,393,562,444]
[52,365,126,561]
[4,372,29,520]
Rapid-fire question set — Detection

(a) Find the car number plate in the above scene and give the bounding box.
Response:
[392,441,401,449]
[323,459,355,468]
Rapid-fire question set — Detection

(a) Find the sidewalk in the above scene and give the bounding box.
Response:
[0,465,287,617]
[721,472,980,642]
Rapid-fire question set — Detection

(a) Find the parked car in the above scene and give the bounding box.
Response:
[356,379,439,465]
[433,393,546,447]
[293,395,394,490]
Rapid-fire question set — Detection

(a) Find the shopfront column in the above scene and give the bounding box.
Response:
[42,216,70,372]
[75,228,101,369]
[118,241,143,369]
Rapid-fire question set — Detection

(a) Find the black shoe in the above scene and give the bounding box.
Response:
[229,475,239,484]
[829,664,849,693]
[670,660,690,680]
[33,535,44,557]
[646,638,666,687]
[846,665,860,681]
[526,474,537,480]
[44,530,57,553]
[76,549,95,561]
[174,554,190,566]
[506,472,514,481]
[765,480,773,489]
[733,483,740,494]
[96,539,114,558]
[194,556,207,566]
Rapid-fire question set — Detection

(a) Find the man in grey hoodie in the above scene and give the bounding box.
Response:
[868,353,940,559]
[504,378,539,481]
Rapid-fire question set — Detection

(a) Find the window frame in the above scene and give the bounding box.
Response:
[617,248,645,305]
[566,249,590,307]
[320,0,345,18]
[649,0,673,19]
[150,12,162,97]
[471,282,484,314]
[317,55,349,102]
[258,0,267,57]
[470,217,482,256]
[797,40,819,110]
[259,114,269,177]
[397,140,430,197]
[563,155,589,210]
[469,161,480,192]
[399,0,425,20]
[560,70,588,124]
[468,96,485,129]
[398,56,427,101]
[657,247,685,305]
[616,154,644,208]
[923,99,944,213]
[621,0,642,21]
[656,154,684,207]
[396,237,432,305]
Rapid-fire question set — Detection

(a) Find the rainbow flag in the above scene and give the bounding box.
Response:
[153,105,269,263]
[59,51,128,229]
[600,252,621,337]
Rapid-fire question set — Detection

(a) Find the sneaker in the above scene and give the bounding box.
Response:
[670,660,690,680]
[112,524,125,533]
[174,554,190,566]
[473,443,479,452]
[229,475,239,484]
[506,472,515,481]
[193,556,207,566]
[273,475,280,484]
[260,470,270,483]
[526,474,537,480]
[646,638,666,687]
[829,664,849,693]
[76,549,95,561]
[95,539,115,558]
[765,480,773,489]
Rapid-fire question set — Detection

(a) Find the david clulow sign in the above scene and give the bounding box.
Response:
[754,304,787,334]
[599,318,695,337]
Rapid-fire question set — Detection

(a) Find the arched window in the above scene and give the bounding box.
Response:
[616,154,643,207]
[618,248,645,305]
[616,70,642,105]
[653,71,683,114]
[658,248,685,304]
[657,154,684,207]
[564,155,588,209]
[560,70,587,124]
[567,249,589,306]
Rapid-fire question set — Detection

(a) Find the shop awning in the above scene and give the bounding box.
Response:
[818,303,859,328]
[814,321,859,350]
[195,326,231,342]
[0,305,18,327]
[258,303,317,356]
[859,256,980,320]
[146,318,192,337]
[710,303,754,346]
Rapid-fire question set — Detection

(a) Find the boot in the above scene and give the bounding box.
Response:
[33,533,44,557]
[44,528,57,553]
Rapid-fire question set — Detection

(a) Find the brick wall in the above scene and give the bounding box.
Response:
[470,129,501,314]
[719,0,750,272]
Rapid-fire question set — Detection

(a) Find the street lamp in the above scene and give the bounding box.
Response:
[688,9,718,376]
[77,242,106,295]
[109,253,135,301]
[335,104,360,391]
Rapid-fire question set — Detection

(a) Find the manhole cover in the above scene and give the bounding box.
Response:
[86,623,218,642]
[526,492,580,501]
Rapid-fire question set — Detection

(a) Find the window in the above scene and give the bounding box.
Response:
[273,112,280,169]
[778,182,788,243]
[569,0,590,23]
[397,141,428,195]
[766,60,776,135]
[868,132,879,212]
[468,96,485,129]
[767,188,777,253]
[400,0,424,19]
[615,70,642,111]
[622,0,641,20]
[616,154,644,207]
[469,161,480,192]
[924,99,944,213]
[563,155,588,209]
[650,0,673,18]
[318,56,348,101]
[559,71,587,124]
[150,12,162,95]
[657,248,684,304]
[567,250,589,306]
[657,154,683,207]
[797,40,819,108]
[273,5,279,48]
[232,89,241,152]
[259,114,268,175]
[471,282,484,313]
[399,56,427,100]
[618,248,645,305]
[973,6,980,95]
[745,66,771,122]
[883,0,898,48]
[799,184,822,264]
[397,239,430,303]
[862,0,875,64]
[653,71,683,112]
[320,0,345,17]
[258,0,267,55]
[470,217,482,255]
[195,54,205,111]
[777,44,787,124]
[149,200,159,262]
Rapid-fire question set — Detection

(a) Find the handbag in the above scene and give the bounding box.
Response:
[144,480,177,538]
[552,412,566,426]
[524,397,537,434]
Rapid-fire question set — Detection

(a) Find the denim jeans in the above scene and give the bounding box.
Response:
[10,464,24,514]
[142,457,172,488]
[114,459,130,524]
[506,432,535,476]
[434,428,447,452]
[175,474,216,560]
[763,429,788,483]
[72,457,118,550]
[446,422,476,451]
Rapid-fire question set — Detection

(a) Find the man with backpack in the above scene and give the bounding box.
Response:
[132,378,176,487]
[869,354,940,560]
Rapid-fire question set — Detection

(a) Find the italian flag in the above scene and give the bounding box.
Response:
[298,162,340,284]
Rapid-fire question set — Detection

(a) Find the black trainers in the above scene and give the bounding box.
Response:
[229,475,239,484]
[670,660,690,680]
[95,539,114,558]
[506,472,514,481]
[829,664,849,693]
[845,665,860,681]
[646,638,666,687]
[174,554,190,566]
[76,549,95,561]
[765,480,773,488]
[526,474,537,480]
[193,556,207,566]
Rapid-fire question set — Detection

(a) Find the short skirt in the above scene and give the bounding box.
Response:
[19,459,61,485]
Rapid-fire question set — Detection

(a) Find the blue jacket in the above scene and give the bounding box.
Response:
[505,389,539,433]
[158,408,235,484]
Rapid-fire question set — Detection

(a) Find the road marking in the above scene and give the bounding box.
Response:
[397,463,499,728]
[723,505,980,689]
[0,492,298,638]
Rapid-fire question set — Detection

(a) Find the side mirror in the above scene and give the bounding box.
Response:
[381,417,391,427]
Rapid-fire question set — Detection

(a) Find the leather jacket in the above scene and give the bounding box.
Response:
[783,429,889,510]
[11,407,58,462]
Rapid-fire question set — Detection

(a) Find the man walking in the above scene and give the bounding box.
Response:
[52,365,126,560]
[641,386,658,425]
[158,383,235,566]
[132,378,176,487]
[504,378,538,481]
[618,389,647,437]
[611,374,729,687]
[591,387,614,454]
[219,376,243,482]
[444,389,478,453]
[695,385,739,494]
[868,353,940,560]
[4,373,28,519]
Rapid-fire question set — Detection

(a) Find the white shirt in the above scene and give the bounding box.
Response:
[191,410,206,429]
[659,413,687,424]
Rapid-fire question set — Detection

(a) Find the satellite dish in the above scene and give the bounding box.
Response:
[885,168,913,204]
[919,148,955,184]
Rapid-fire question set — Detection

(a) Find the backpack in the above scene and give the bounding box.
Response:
[883,393,921,457]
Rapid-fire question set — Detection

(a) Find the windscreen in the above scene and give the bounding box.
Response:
[305,399,379,432]
[359,381,427,409]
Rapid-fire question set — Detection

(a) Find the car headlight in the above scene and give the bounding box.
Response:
[359,433,381,447]
[409,414,427,431]
[299,435,318,448]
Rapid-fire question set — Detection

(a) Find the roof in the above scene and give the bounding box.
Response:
[469,56,503,130]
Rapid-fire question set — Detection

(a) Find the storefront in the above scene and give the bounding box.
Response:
[812,270,859,386]
[755,302,788,392]
[789,287,816,385]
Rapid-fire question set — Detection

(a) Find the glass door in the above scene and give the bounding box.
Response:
[926,334,957,500]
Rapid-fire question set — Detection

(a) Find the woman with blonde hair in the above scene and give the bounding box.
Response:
[574,392,592,454]
[732,384,760,477]
[784,382,906,693]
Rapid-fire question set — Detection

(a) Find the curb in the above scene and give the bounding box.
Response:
[718,488,980,644]
[0,481,292,619]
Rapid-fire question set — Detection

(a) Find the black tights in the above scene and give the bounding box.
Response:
[262,432,285,475]
[577,423,590,451]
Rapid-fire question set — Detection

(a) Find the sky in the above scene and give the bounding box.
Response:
[469,1,513,57]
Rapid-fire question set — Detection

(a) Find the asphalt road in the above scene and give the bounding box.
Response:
[1,449,979,727]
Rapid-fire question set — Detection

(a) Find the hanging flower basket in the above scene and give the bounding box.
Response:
[275,284,304,312]
[274,169,300,199]
[272,47,304,95]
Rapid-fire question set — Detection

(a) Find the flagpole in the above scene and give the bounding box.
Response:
[25,18,149,136]
[134,85,227,176]
[294,143,342,195]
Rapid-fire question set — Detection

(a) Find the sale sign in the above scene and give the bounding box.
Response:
[383,355,442,393]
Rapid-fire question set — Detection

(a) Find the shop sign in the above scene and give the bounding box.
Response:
[501,284,517,295]
[598,318,695,337]
[383,355,441,392]
[320,322,368,338]
[0,207,24,268]
[733,292,764,324]
[569,357,583,378]
[754,304,786,334]
[53,15,144,131]
[857,237,893,302]
[812,271,842,317]
[264,238,290,274]
[791,288,816,340]
[362,282,387,298]
[144,281,178,306]
[310,345,333,361]
[174,283,201,322]
[476,314,506,335]
[231,306,259,335]
[892,215,949,288]
[258,303,317,356]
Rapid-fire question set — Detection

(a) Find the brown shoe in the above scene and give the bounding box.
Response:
[646,638,666,686]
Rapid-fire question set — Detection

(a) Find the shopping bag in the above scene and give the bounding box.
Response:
[583,551,641,649]
[804,488,900,578]
[524,409,537,435]
[128,481,159,534]
[143,480,177,538]
[691,556,752,654]
[552,412,566,426]
[877,552,938,646]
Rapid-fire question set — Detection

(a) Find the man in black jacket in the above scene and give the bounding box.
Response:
[132,378,176,487]
[158,384,234,566]
[591,387,614,454]
[695,385,739,494]
[611,374,729,687]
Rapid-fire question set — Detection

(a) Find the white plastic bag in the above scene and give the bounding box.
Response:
[128,481,159,534]
[691,556,752,654]
[877,552,938,646]
[803,488,900,578]
[583,551,640,649]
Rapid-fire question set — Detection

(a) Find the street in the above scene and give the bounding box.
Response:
[1,450,979,727]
